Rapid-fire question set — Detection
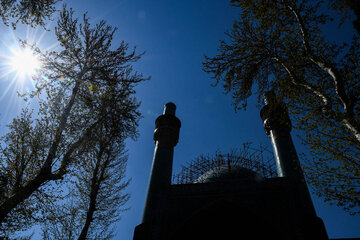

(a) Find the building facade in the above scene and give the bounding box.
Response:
[133,98,330,240]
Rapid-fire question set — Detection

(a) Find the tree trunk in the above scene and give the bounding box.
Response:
[77,206,95,240]
[77,162,101,240]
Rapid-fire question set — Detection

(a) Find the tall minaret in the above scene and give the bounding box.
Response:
[260,91,316,216]
[260,92,329,239]
[142,102,181,225]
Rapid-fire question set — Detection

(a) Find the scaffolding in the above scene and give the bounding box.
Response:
[172,143,277,184]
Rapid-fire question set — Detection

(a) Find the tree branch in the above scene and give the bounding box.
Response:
[283,1,360,143]
[272,55,332,107]
[51,120,99,179]
[42,81,81,172]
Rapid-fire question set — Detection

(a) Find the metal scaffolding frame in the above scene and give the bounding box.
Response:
[172,143,277,185]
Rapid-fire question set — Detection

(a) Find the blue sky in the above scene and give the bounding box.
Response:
[0,0,359,239]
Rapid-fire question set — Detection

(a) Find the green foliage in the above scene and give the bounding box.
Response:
[0,109,59,236]
[42,125,130,239]
[203,0,360,214]
[300,114,360,215]
[0,0,60,28]
[0,5,147,237]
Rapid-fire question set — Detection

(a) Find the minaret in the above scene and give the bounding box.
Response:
[133,100,330,240]
[260,91,329,239]
[260,91,316,216]
[142,102,181,224]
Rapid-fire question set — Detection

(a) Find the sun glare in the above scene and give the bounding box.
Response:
[9,48,40,77]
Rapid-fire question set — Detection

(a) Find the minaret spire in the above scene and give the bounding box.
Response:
[260,91,316,215]
[142,102,181,224]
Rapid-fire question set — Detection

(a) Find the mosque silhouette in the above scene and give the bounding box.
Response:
[133,93,356,240]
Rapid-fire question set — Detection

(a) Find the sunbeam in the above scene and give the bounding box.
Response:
[9,47,40,78]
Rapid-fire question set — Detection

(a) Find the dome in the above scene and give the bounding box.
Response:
[194,165,263,183]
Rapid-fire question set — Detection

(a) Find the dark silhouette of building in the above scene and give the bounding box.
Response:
[133,98,355,240]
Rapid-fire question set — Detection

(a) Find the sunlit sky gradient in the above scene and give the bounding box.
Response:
[0,0,359,239]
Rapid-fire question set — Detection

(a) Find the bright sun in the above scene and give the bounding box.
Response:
[9,48,40,77]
